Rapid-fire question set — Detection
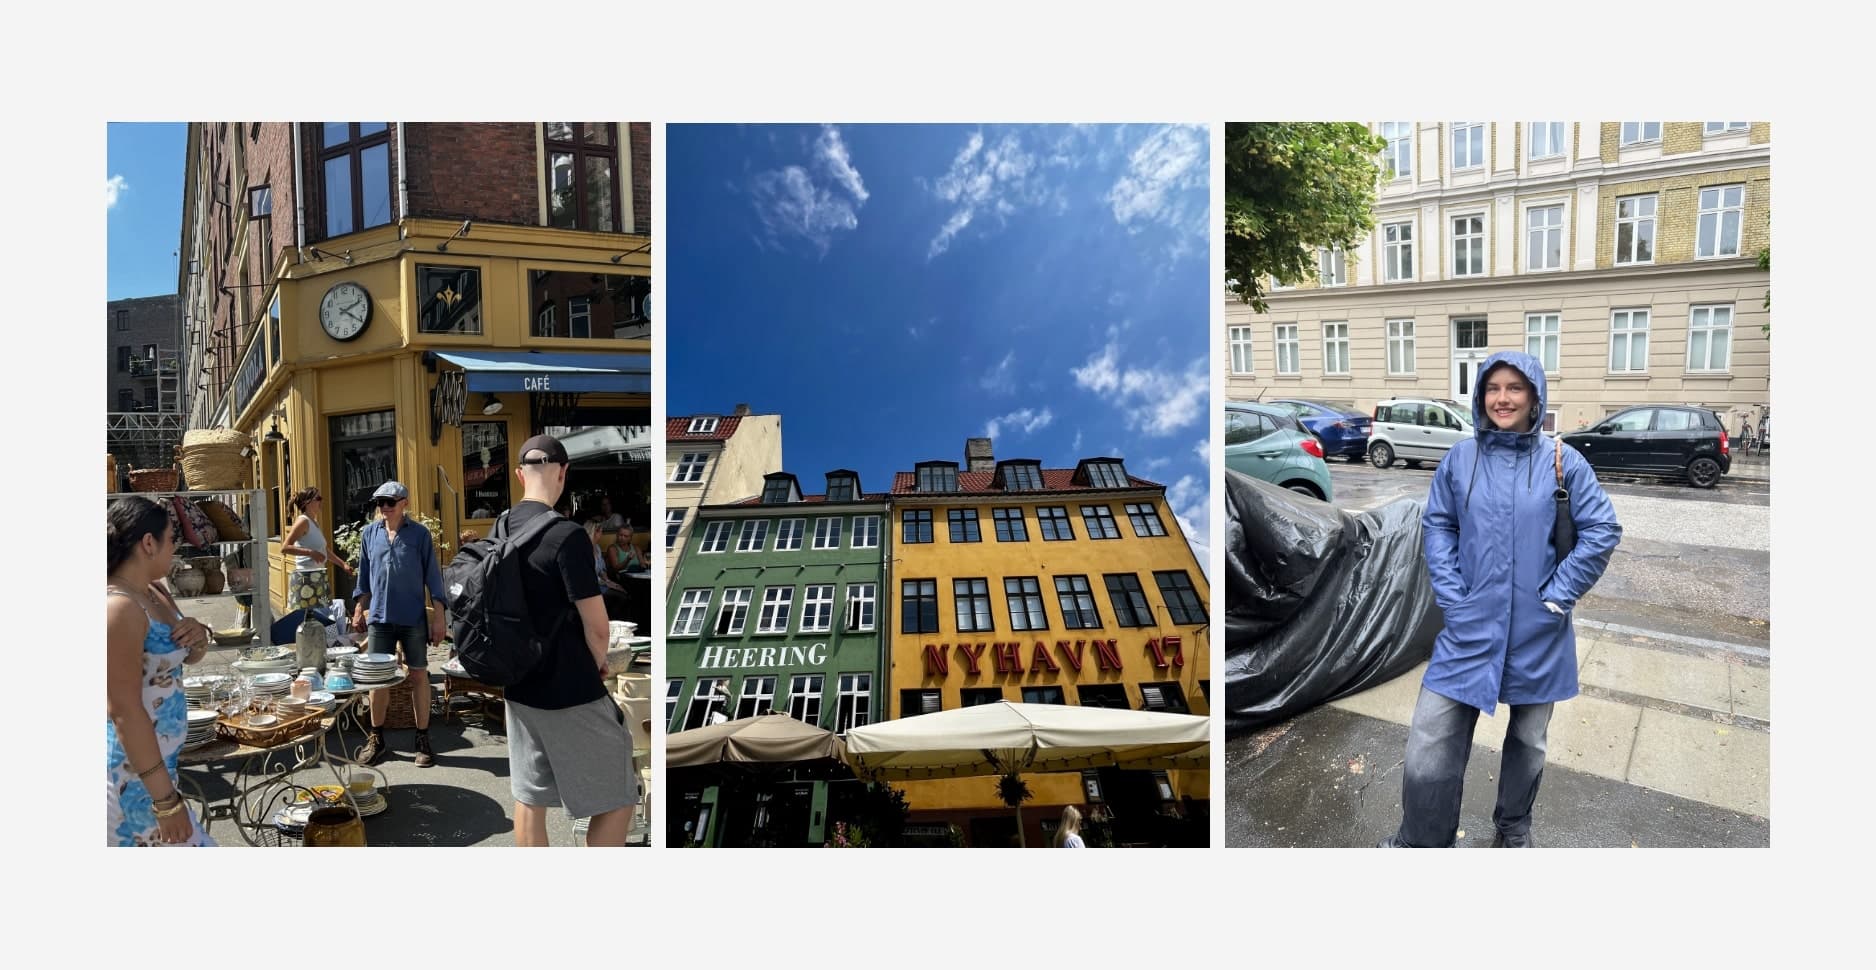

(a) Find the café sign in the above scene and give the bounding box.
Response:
[920,636,1183,676]
[699,641,829,671]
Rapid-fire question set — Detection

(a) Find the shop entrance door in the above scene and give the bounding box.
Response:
[1451,318,1489,415]
[329,410,398,532]
[1098,767,1170,846]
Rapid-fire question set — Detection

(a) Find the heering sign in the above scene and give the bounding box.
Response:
[700,641,829,671]
[920,636,1183,676]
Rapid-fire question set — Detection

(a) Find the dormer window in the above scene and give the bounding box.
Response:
[1084,461,1128,489]
[825,472,857,503]
[916,462,958,493]
[760,473,800,505]
[687,417,719,434]
[996,461,1043,491]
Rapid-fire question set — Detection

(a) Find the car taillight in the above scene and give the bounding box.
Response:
[1300,437,1324,459]
[1331,421,1347,430]
[1719,429,1730,456]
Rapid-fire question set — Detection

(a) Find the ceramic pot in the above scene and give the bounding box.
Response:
[171,561,205,597]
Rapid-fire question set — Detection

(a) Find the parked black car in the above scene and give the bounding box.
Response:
[1560,405,1731,488]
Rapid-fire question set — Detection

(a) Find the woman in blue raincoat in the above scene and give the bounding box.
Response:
[1380,350,1621,848]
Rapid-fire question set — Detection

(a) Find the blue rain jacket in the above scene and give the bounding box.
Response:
[1421,351,1622,714]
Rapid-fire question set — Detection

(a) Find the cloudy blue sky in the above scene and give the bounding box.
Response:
[107,123,188,300]
[667,124,1212,567]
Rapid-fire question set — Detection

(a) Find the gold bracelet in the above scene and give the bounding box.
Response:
[133,761,165,779]
[154,800,188,819]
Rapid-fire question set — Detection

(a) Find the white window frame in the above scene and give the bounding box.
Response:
[1451,122,1486,171]
[1317,247,1346,287]
[756,586,794,634]
[1704,121,1748,135]
[787,674,824,726]
[671,589,712,637]
[1525,203,1565,272]
[851,515,880,548]
[774,517,805,551]
[684,677,726,730]
[665,508,686,550]
[1228,325,1255,375]
[1525,312,1561,373]
[811,516,841,549]
[1451,213,1485,277]
[1687,304,1734,374]
[699,520,733,554]
[735,676,777,720]
[670,452,708,483]
[736,519,770,553]
[845,582,876,632]
[800,584,835,633]
[1697,184,1745,259]
[568,296,592,339]
[1381,121,1413,180]
[1383,221,1414,282]
[1609,308,1651,374]
[1615,194,1657,266]
[1387,319,1417,376]
[666,679,683,726]
[1322,321,1350,376]
[1274,324,1300,375]
[1620,122,1662,146]
[1528,122,1565,160]
[714,587,753,636]
[686,416,719,434]
[835,673,871,734]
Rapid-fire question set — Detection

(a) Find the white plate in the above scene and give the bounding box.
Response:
[357,653,397,664]
[187,709,219,725]
[246,714,277,728]
[308,691,335,705]
[251,673,292,685]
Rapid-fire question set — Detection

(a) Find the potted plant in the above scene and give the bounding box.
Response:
[995,772,1034,846]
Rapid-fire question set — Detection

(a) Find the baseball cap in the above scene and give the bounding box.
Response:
[371,481,410,501]
[518,434,570,465]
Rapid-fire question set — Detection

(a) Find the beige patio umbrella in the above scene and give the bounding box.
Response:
[666,713,847,767]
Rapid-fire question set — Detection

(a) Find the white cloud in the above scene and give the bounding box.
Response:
[1070,343,1120,393]
[926,129,1055,259]
[815,125,868,204]
[1144,457,1171,472]
[1072,429,1083,452]
[106,175,128,209]
[1165,474,1212,578]
[749,125,869,254]
[983,407,1054,441]
[1072,341,1207,437]
[1193,437,1211,465]
[979,351,1016,392]
[1107,124,1208,238]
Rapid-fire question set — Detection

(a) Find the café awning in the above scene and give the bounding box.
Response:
[429,349,651,394]
[841,701,1210,781]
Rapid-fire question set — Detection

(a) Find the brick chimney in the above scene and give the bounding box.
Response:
[965,437,994,473]
[733,403,751,416]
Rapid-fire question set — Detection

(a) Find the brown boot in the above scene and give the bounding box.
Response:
[414,731,435,768]
[358,731,384,766]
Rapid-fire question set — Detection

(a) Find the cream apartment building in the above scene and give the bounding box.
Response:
[664,407,781,580]
[1226,122,1770,437]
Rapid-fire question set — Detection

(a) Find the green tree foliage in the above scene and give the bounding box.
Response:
[1225,122,1386,311]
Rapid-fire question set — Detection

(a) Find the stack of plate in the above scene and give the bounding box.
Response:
[326,646,358,672]
[182,674,231,709]
[184,709,219,750]
[346,779,389,817]
[351,653,400,685]
[307,690,337,713]
[232,646,297,678]
[249,672,294,700]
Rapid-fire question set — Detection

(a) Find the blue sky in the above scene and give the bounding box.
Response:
[107,123,188,300]
[667,124,1212,566]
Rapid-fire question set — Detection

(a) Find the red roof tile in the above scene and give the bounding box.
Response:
[889,469,1162,495]
[666,415,742,442]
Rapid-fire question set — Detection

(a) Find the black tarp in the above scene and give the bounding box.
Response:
[1224,471,1444,735]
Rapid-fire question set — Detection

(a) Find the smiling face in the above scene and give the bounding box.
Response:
[1481,364,1536,432]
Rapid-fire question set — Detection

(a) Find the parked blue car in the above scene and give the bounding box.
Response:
[1271,399,1372,462]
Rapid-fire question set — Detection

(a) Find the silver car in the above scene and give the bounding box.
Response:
[1368,397,1474,469]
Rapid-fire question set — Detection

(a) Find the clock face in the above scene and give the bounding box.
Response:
[319,282,372,342]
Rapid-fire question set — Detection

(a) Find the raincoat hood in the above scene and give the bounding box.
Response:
[1472,349,1548,449]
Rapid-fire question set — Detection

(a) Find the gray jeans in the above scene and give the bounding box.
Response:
[1392,686,1553,847]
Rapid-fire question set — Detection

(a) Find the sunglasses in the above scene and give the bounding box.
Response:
[375,498,402,509]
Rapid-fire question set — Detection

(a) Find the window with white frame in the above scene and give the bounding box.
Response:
[756,586,793,633]
[686,417,718,434]
[568,297,592,339]
[845,583,876,631]
[666,679,683,727]
[736,519,770,552]
[1525,313,1561,373]
[713,587,752,636]
[1526,205,1564,271]
[1274,324,1300,375]
[1451,122,1485,170]
[1687,305,1734,373]
[1318,247,1346,286]
[1322,322,1350,376]
[1697,185,1744,259]
[787,674,824,726]
[774,518,804,551]
[1620,122,1661,146]
[671,452,708,483]
[1387,319,1417,375]
[1529,122,1566,160]
[1452,214,1485,277]
[800,584,834,632]
[735,676,777,719]
[812,517,841,549]
[665,508,686,550]
[699,520,732,553]
[1384,222,1414,281]
[1229,326,1254,375]
[1609,308,1650,373]
[835,673,871,734]
[671,589,711,636]
[683,677,726,730]
[1615,195,1656,265]
[1381,122,1413,179]
[1705,121,1748,135]
[851,515,880,548]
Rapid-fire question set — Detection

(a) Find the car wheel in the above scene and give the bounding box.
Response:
[1687,456,1722,488]
[1368,442,1394,469]
[1283,482,1324,501]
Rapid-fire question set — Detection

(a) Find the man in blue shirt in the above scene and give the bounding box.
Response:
[350,481,448,767]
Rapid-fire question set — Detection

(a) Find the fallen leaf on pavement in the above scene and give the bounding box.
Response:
[1347,756,1366,775]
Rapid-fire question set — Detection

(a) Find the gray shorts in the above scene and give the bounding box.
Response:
[366,623,429,670]
[506,695,638,818]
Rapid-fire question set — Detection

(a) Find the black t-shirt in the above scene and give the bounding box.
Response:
[502,500,607,710]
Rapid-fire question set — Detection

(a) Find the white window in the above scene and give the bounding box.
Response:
[735,676,777,719]
[671,452,708,483]
[851,515,880,548]
[713,587,753,636]
[787,674,824,726]
[1451,122,1485,170]
[1317,247,1346,287]
[1697,185,1744,259]
[683,677,726,730]
[1525,313,1561,373]
[1526,205,1564,271]
[671,589,711,637]
[1620,122,1662,146]
[835,673,871,734]
[812,517,841,549]
[1229,325,1254,375]
[666,679,682,727]
[1322,322,1349,376]
[774,517,804,551]
[686,417,718,434]
[800,584,834,633]
[1269,273,1293,291]
[1687,305,1734,373]
[1610,308,1650,373]
[845,582,876,631]
[665,508,686,550]
[1705,121,1748,135]
[1528,122,1565,160]
[1387,319,1416,375]
[1384,222,1414,281]
[757,586,793,634]
[1615,195,1656,265]
[1274,324,1300,375]
[736,519,769,552]
[1381,121,1413,179]
[568,297,591,339]
[1452,214,1485,277]
[699,520,732,553]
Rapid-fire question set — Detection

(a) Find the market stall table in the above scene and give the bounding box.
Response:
[176,713,364,846]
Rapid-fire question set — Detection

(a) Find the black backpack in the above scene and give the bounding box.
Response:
[443,509,570,687]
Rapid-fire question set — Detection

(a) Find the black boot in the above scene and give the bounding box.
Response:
[1490,830,1535,847]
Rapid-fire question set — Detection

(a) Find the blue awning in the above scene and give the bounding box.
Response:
[431,350,651,394]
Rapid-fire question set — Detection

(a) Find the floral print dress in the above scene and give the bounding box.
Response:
[106,592,215,846]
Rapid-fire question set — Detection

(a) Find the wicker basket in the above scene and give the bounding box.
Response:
[217,706,328,749]
[129,468,179,492]
[180,429,250,490]
[377,678,423,730]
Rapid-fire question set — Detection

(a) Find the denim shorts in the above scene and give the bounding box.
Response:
[366,623,429,670]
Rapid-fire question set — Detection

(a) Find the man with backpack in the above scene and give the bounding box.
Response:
[472,434,636,846]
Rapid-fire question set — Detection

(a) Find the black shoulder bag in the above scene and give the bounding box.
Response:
[1552,437,1576,560]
